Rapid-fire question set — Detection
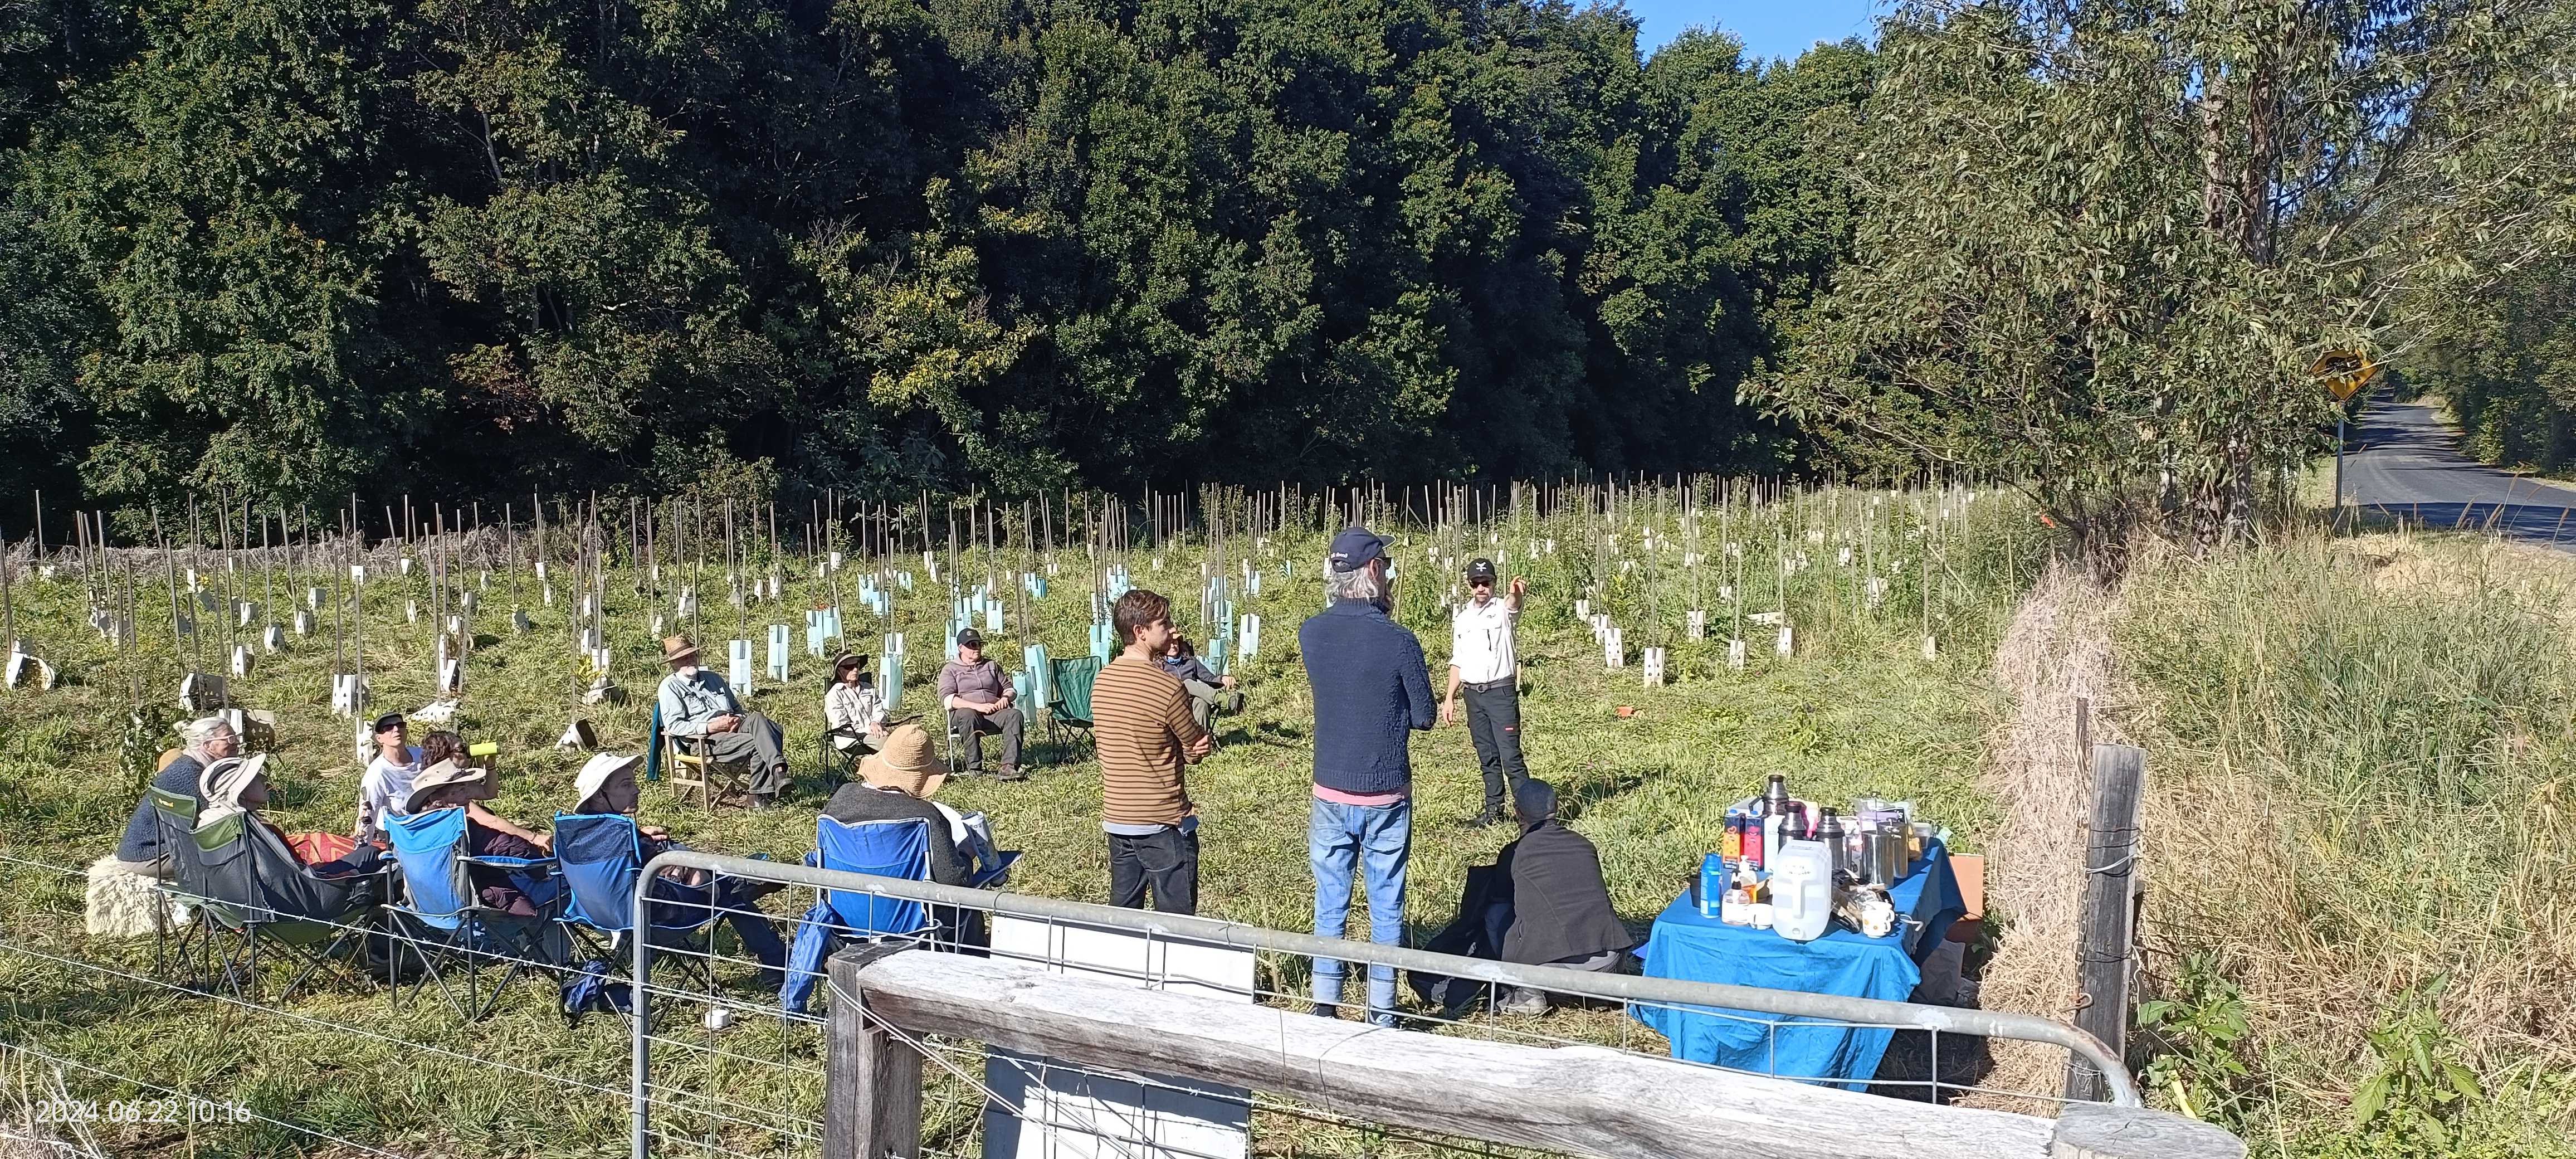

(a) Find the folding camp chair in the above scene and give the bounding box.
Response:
[552,812,783,1000]
[1046,655,1103,763]
[182,812,387,1003]
[779,817,933,1014]
[652,702,750,811]
[383,807,564,1020]
[147,786,218,983]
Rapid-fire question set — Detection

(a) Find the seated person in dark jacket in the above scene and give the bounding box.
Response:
[405,759,551,916]
[1482,778,1633,1014]
[821,723,973,885]
[819,722,998,948]
[108,715,238,875]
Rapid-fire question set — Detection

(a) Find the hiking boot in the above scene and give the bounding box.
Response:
[1468,806,1505,828]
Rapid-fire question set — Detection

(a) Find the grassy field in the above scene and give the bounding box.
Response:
[0,484,2038,1157]
[2115,525,2576,1159]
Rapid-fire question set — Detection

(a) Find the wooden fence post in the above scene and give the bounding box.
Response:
[2066,743,2146,1102]
[824,944,923,1159]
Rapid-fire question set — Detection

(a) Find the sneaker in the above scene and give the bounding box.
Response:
[997,766,1027,782]
[1493,987,1549,1016]
[1311,1002,1340,1019]
[1367,1011,1400,1029]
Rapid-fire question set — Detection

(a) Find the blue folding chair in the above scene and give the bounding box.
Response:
[779,817,933,1013]
[552,811,784,1000]
[383,807,563,1020]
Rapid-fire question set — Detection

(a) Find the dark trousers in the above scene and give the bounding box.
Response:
[689,710,788,795]
[949,706,1024,772]
[1106,826,1198,914]
[1462,680,1529,811]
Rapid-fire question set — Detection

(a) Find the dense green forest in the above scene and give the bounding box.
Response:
[3,0,2569,550]
[0,0,1870,513]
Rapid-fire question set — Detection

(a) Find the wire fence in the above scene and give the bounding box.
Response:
[0,841,2130,1159]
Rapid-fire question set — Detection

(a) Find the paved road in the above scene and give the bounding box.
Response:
[2343,393,2576,548]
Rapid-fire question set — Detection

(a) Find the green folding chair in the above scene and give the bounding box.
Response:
[1046,656,1103,763]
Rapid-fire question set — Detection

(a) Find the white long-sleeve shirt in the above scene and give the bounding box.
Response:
[1450,597,1519,685]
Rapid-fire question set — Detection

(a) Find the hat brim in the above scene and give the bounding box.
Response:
[663,645,700,664]
[857,752,947,800]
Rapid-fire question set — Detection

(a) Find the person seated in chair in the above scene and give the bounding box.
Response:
[404,759,552,917]
[354,713,418,845]
[569,753,788,974]
[198,754,382,878]
[655,634,790,809]
[1481,778,1632,1015]
[406,729,553,854]
[822,723,978,887]
[819,722,1001,948]
[1159,633,1244,734]
[109,715,237,876]
[823,652,887,757]
[939,628,1023,781]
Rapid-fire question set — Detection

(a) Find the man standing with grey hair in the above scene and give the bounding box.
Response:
[1298,525,1436,1025]
[110,716,239,874]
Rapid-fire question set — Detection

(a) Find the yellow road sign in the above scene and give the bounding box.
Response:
[2312,350,2379,403]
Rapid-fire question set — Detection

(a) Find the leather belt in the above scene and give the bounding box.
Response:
[1463,677,1516,693]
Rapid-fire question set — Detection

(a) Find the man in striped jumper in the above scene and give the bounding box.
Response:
[1092,587,1213,914]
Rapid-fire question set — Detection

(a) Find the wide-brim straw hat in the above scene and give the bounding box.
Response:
[857,723,945,799]
[406,758,488,813]
[660,635,701,664]
[574,752,644,810]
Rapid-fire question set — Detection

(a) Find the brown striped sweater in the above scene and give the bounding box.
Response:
[1092,653,1208,827]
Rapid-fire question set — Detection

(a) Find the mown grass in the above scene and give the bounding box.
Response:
[0,485,2037,1157]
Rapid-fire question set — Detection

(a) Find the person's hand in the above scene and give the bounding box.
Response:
[1440,698,1457,725]
[1509,577,1526,600]
[1219,675,1240,690]
[713,714,741,733]
[865,722,887,737]
[640,825,670,841]
[1187,733,1213,759]
[530,831,554,854]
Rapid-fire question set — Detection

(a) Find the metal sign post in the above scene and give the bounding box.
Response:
[2314,350,2380,527]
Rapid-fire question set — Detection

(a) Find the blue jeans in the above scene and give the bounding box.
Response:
[1309,796,1411,1021]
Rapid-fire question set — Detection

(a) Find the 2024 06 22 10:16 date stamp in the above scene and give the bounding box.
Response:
[33,1099,252,1124]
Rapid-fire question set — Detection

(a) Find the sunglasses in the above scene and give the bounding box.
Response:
[1468,577,1494,587]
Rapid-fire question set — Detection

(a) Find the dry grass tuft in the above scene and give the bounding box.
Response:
[1972,562,2129,1107]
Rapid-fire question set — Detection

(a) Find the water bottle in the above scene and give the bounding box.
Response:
[1699,853,1728,918]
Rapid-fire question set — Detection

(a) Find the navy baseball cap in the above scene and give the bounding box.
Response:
[1328,526,1387,572]
[956,627,984,649]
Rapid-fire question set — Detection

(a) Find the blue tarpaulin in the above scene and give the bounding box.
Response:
[1632,842,1964,1089]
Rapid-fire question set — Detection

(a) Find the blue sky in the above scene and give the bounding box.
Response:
[1622,1,1881,62]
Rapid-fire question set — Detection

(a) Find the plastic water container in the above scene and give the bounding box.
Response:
[1699,854,1727,918]
[1770,840,1835,942]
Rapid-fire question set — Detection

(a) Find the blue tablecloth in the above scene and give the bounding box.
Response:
[1632,842,1965,1089]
